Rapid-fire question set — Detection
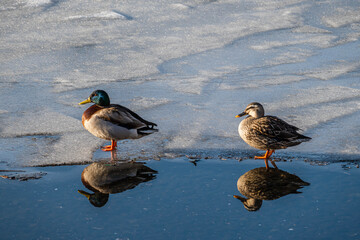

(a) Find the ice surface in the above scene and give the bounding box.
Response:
[1,0,360,166]
[25,0,52,7]
[67,11,131,21]
[323,8,360,28]
[129,97,172,111]
[304,61,360,80]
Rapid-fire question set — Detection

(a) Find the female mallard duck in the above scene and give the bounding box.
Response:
[79,90,158,151]
[233,167,310,211]
[236,102,311,169]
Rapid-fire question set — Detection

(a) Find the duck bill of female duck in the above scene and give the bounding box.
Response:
[78,97,92,105]
[233,195,262,211]
[235,112,247,118]
[78,190,91,199]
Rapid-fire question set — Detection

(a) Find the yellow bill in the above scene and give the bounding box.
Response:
[235,112,246,118]
[78,97,91,105]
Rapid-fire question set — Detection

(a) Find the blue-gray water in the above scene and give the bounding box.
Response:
[1,159,359,239]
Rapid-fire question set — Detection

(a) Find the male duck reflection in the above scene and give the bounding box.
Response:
[233,167,310,211]
[79,90,158,151]
[78,161,157,207]
[236,102,311,169]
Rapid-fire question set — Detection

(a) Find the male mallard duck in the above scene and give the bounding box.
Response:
[236,102,311,169]
[78,161,157,207]
[79,90,158,151]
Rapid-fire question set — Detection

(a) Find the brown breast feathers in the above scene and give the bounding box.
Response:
[82,104,103,127]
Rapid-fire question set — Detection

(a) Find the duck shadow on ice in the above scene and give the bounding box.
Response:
[78,160,157,207]
[233,167,310,212]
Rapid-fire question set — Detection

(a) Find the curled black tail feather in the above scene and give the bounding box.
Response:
[147,122,157,129]
[137,125,159,137]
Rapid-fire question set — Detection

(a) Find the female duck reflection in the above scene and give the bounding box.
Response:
[233,167,310,211]
[78,161,157,207]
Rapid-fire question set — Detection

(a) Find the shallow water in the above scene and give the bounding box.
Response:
[1,158,359,239]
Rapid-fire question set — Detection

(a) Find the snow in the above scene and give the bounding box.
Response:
[0,0,360,166]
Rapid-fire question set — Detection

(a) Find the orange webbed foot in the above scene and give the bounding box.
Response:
[101,140,117,152]
[254,150,275,169]
[254,150,275,159]
[254,155,267,159]
[101,145,115,151]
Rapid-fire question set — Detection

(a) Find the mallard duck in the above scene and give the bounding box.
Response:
[236,102,311,169]
[78,161,157,207]
[233,167,310,211]
[79,90,158,151]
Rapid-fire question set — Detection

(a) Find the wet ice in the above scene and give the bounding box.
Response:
[0,0,360,166]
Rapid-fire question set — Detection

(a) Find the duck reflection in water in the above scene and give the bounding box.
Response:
[78,161,157,207]
[233,167,310,211]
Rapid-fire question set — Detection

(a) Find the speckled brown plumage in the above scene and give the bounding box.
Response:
[240,115,310,150]
[234,167,310,211]
[236,102,311,167]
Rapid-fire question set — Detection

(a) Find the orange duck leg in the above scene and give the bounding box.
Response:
[101,140,117,152]
[254,150,276,169]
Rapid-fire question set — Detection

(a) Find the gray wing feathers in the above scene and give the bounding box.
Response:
[96,106,147,130]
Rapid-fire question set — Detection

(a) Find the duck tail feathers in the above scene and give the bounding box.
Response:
[137,126,159,137]
[292,134,311,144]
[298,134,311,141]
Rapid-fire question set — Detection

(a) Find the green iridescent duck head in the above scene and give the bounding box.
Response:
[79,90,110,106]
